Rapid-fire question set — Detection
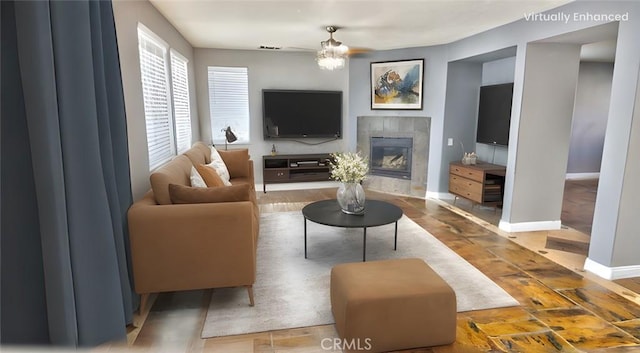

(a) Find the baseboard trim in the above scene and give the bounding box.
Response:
[566,172,600,180]
[584,258,640,280]
[498,220,562,232]
[426,191,455,200]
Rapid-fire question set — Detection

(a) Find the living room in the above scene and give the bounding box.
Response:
[3,0,640,351]
[114,0,640,348]
[114,0,639,278]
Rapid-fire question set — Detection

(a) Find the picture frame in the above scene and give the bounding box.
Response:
[370,59,424,110]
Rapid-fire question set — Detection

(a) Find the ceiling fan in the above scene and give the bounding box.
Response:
[319,26,370,56]
[320,26,345,50]
[278,26,370,70]
[316,26,370,70]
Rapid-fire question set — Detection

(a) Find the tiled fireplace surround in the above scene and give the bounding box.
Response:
[357,116,430,199]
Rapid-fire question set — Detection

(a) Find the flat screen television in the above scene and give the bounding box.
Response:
[263,89,342,139]
[476,83,513,146]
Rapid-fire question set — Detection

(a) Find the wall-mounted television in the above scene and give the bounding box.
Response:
[263,89,342,139]
[476,83,513,146]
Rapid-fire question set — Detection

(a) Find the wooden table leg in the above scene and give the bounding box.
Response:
[304,217,307,259]
[246,285,255,306]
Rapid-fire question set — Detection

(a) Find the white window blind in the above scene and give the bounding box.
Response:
[170,50,192,154]
[138,28,174,170]
[208,66,250,144]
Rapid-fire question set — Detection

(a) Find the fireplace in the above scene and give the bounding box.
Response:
[370,137,413,179]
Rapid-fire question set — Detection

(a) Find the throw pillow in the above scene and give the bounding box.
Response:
[195,164,225,187]
[210,147,232,185]
[169,183,252,204]
[190,166,207,188]
[218,149,250,178]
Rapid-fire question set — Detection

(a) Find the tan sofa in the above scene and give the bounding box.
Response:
[128,142,259,311]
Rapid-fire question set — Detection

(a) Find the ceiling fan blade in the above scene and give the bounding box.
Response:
[347,47,372,57]
[284,46,316,52]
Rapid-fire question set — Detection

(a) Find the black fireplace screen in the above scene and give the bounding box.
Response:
[370,137,413,179]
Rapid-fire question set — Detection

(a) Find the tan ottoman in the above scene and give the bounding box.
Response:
[330,258,456,353]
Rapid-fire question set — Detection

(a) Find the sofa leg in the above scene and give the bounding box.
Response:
[246,285,255,306]
[139,293,150,314]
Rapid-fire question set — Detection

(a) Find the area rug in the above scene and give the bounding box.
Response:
[201,211,519,338]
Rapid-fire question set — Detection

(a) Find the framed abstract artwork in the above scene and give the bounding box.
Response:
[370,59,424,110]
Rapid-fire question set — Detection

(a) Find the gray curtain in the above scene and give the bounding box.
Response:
[1,0,136,347]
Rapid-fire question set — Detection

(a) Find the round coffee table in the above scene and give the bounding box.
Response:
[302,199,403,261]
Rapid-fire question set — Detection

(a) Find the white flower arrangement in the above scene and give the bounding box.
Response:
[329,152,369,184]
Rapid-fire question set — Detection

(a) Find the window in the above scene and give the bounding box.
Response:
[137,25,192,170]
[170,50,192,153]
[138,28,172,169]
[207,66,250,144]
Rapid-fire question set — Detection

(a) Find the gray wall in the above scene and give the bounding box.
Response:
[482,56,516,86]
[476,57,613,174]
[443,1,640,271]
[590,12,640,269]
[506,43,581,225]
[193,49,349,184]
[350,1,640,203]
[441,61,482,193]
[113,1,199,199]
[473,57,612,173]
[441,1,637,234]
[567,62,613,174]
[348,1,640,271]
[611,68,640,267]
[349,46,447,195]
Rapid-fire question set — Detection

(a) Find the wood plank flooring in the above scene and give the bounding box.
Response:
[616,279,640,297]
[125,188,640,353]
[441,178,640,298]
[561,179,598,236]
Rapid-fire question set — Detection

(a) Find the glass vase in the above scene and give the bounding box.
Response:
[337,182,366,215]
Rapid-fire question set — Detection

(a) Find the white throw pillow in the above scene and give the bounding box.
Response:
[209,147,232,186]
[190,166,207,188]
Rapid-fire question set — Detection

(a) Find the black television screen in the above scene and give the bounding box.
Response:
[476,83,513,146]
[263,89,342,139]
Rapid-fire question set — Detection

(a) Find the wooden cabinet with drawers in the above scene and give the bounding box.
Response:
[449,161,506,206]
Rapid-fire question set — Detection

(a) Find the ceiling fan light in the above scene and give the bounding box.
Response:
[316,25,348,70]
[317,56,346,70]
[322,39,348,52]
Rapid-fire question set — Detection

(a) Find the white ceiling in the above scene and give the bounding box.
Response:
[148,0,575,52]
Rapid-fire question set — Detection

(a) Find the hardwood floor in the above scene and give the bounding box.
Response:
[442,178,597,237]
[561,179,598,236]
[125,188,640,352]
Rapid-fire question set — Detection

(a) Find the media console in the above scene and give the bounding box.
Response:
[262,154,334,193]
